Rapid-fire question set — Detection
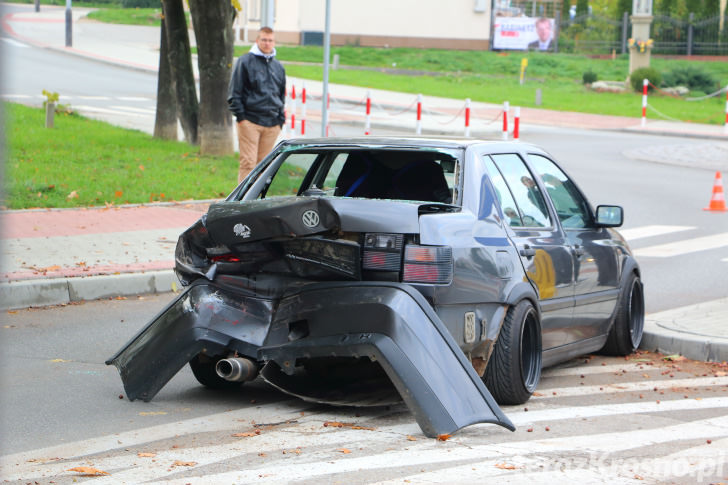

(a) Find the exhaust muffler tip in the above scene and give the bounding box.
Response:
[215,357,258,382]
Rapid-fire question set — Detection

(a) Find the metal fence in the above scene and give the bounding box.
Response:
[493,2,727,55]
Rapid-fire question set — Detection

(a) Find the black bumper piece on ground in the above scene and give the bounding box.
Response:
[106,280,514,437]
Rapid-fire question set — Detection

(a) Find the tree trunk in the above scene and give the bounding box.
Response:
[153,18,178,140]
[188,0,235,156]
[161,0,198,145]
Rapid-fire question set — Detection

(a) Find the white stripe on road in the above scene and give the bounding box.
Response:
[4,396,727,483]
[110,415,728,485]
[619,225,694,241]
[73,104,149,118]
[532,375,728,399]
[633,232,728,258]
[76,95,112,100]
[542,362,653,378]
[117,96,152,101]
[109,105,155,114]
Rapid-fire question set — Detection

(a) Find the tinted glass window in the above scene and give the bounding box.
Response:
[264,153,319,197]
[490,154,552,228]
[528,154,592,228]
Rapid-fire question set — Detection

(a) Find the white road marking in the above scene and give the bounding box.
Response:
[633,232,728,258]
[619,225,694,241]
[1,37,28,48]
[73,104,149,118]
[109,105,155,114]
[542,362,650,378]
[76,95,112,100]
[89,415,728,485]
[532,375,728,399]
[117,96,152,101]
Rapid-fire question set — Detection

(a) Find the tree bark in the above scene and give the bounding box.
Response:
[153,18,178,140]
[161,0,198,145]
[188,0,235,155]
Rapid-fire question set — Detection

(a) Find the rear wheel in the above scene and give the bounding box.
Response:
[602,272,644,355]
[189,354,243,390]
[484,300,542,405]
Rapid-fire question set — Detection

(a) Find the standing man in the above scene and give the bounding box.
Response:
[228,27,286,183]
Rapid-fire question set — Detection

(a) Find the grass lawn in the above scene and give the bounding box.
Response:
[3,103,238,210]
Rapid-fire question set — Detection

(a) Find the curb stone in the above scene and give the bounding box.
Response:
[0,270,181,311]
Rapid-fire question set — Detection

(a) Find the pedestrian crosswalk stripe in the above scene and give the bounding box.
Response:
[619,225,694,241]
[633,232,728,258]
[532,375,728,399]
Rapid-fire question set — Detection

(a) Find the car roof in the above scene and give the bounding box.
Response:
[280,136,542,152]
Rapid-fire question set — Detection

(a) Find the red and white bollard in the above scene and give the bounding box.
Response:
[464,98,471,137]
[502,101,509,141]
[724,84,727,135]
[416,94,423,135]
[365,90,372,135]
[641,78,648,128]
[290,85,296,131]
[513,106,520,141]
[301,82,307,136]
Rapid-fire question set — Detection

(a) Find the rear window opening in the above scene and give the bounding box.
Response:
[258,148,460,204]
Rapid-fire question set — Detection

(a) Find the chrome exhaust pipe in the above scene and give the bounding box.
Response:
[215,357,258,382]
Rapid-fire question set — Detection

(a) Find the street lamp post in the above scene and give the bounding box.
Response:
[65,0,72,47]
[321,0,331,137]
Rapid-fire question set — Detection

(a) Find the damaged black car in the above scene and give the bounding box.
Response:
[107,137,644,438]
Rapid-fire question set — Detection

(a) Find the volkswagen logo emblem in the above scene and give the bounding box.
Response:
[302,210,320,228]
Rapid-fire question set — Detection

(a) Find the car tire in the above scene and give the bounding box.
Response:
[602,272,645,356]
[484,300,542,405]
[189,354,243,390]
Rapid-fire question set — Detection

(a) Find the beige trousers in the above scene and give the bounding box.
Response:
[236,120,281,183]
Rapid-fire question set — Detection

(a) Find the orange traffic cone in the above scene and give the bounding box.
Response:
[703,171,728,212]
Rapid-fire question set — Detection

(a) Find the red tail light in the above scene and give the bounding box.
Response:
[362,233,403,272]
[210,254,242,263]
[402,245,452,284]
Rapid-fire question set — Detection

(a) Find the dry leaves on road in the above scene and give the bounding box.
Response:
[172,460,197,467]
[323,421,376,431]
[67,466,109,476]
[495,463,518,470]
[436,434,451,441]
[232,430,261,437]
[337,448,352,454]
[137,452,156,458]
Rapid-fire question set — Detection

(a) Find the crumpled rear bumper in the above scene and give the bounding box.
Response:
[106,280,514,437]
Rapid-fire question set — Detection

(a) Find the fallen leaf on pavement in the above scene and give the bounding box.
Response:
[495,463,517,470]
[337,448,352,454]
[49,359,71,363]
[406,436,417,441]
[436,434,451,441]
[137,452,156,458]
[664,354,686,362]
[172,461,196,467]
[139,411,167,416]
[67,467,109,476]
[232,431,260,437]
[323,421,376,431]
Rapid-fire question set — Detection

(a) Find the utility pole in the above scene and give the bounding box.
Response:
[260,0,274,28]
[321,0,331,137]
[65,0,72,47]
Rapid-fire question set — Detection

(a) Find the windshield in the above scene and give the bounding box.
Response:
[254,148,461,204]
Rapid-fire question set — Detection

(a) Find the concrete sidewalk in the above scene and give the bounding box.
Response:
[1,3,727,363]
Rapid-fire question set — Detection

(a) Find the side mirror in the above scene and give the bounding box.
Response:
[595,205,623,227]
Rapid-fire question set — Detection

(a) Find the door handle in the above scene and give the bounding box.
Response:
[519,245,536,258]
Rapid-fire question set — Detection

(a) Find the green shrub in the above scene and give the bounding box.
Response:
[661,66,718,93]
[582,69,598,84]
[629,67,662,92]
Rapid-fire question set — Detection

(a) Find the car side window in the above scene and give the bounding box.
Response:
[527,154,592,228]
[489,154,552,228]
[484,158,523,226]
[263,153,319,198]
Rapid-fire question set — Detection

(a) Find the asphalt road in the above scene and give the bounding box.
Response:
[1,295,727,483]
